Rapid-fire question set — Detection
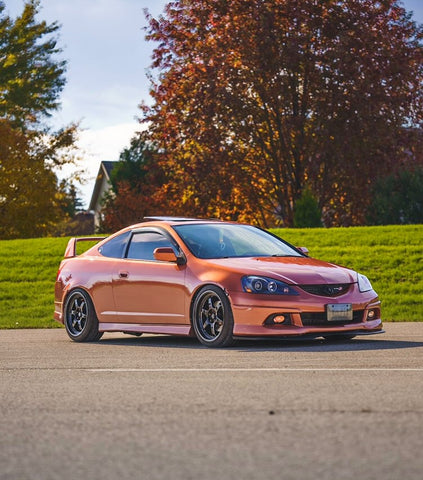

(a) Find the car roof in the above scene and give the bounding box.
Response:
[142,216,224,225]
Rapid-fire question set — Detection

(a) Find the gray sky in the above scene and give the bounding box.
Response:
[5,0,423,207]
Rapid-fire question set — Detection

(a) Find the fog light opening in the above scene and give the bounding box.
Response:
[367,309,376,321]
[265,314,290,326]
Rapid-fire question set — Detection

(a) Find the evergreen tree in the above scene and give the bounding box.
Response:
[368,168,423,225]
[0,0,66,128]
[294,189,322,228]
[0,1,80,238]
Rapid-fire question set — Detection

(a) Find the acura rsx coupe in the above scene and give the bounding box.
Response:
[54,217,383,347]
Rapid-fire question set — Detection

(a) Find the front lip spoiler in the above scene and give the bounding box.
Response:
[314,329,385,338]
[233,329,385,341]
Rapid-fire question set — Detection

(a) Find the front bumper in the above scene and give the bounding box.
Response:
[230,289,383,337]
[232,317,383,337]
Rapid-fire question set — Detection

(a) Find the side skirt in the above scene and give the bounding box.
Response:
[98,323,194,337]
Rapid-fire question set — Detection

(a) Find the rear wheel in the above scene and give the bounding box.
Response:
[64,289,103,342]
[192,286,234,348]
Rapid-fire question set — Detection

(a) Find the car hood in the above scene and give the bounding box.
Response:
[209,256,357,285]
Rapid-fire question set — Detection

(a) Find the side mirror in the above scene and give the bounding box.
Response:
[154,247,177,262]
[297,246,309,256]
[153,247,186,265]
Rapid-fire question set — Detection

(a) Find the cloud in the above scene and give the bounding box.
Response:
[79,121,140,160]
[59,122,143,208]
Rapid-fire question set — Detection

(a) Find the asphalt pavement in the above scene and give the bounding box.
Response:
[1,323,423,480]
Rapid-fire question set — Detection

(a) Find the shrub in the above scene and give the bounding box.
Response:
[368,168,423,225]
[294,189,322,228]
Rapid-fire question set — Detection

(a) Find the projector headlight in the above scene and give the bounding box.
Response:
[242,276,298,295]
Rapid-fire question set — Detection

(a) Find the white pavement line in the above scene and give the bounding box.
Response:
[88,367,423,372]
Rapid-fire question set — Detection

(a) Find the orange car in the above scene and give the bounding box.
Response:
[54,217,383,347]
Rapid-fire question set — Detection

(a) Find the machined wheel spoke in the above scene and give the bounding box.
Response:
[202,317,211,330]
[211,322,219,337]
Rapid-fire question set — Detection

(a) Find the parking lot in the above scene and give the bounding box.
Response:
[1,323,423,480]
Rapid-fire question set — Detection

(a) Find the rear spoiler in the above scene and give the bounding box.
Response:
[64,237,106,258]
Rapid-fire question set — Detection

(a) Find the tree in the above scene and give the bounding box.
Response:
[100,134,166,232]
[0,0,66,128]
[367,167,423,225]
[293,188,322,228]
[142,0,423,226]
[0,1,81,238]
[0,120,79,238]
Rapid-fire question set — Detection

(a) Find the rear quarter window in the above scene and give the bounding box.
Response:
[98,231,130,258]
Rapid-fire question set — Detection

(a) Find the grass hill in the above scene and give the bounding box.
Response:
[276,225,422,323]
[0,225,421,328]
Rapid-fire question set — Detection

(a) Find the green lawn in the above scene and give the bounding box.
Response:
[0,225,421,328]
[274,225,423,322]
[0,237,69,329]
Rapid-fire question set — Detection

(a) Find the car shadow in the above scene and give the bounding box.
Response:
[97,334,423,352]
[233,337,423,352]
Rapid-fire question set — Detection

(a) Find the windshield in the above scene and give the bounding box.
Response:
[173,223,302,259]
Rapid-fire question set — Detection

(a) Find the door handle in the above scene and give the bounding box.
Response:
[118,271,129,278]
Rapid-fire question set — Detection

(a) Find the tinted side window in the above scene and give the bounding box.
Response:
[98,231,130,258]
[127,232,174,260]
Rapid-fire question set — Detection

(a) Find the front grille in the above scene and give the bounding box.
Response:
[301,310,364,327]
[299,284,351,297]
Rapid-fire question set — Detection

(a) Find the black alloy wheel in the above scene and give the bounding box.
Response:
[192,285,234,348]
[64,289,103,342]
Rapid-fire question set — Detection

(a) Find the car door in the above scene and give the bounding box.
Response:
[112,229,188,324]
[92,230,131,323]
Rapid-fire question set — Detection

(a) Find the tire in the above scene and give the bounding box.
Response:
[64,289,103,342]
[192,285,234,348]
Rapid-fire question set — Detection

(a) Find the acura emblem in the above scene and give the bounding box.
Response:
[327,285,343,295]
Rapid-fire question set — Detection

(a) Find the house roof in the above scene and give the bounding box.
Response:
[89,160,117,211]
[102,160,116,178]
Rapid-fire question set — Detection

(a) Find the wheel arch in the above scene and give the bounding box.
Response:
[189,282,231,326]
[63,286,103,342]
[62,285,99,321]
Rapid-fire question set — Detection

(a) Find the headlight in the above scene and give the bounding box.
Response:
[357,273,373,292]
[242,276,298,295]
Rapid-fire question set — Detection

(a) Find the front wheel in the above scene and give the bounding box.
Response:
[192,286,234,348]
[64,289,103,342]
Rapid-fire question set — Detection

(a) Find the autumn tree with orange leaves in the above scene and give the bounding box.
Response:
[136,0,422,227]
